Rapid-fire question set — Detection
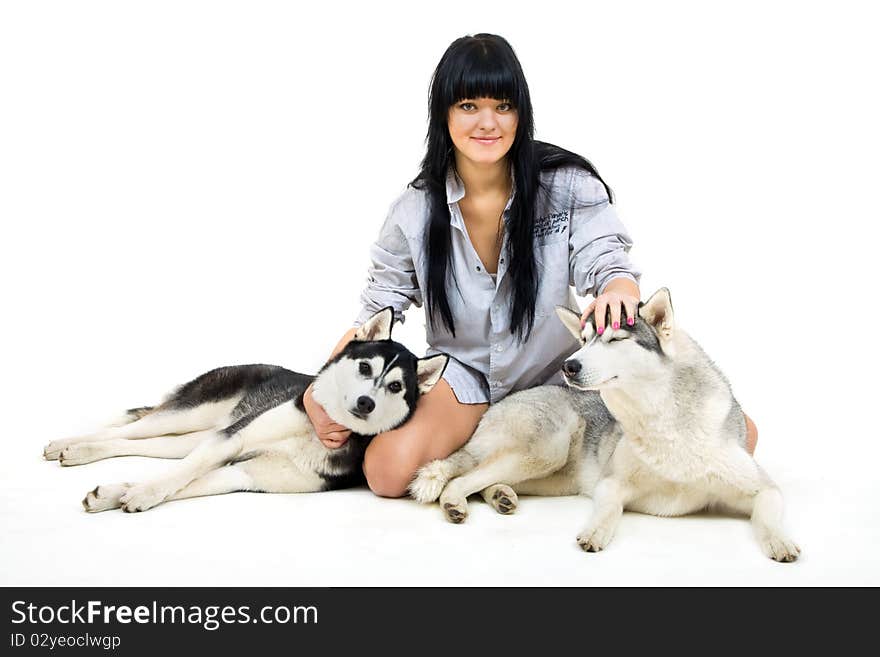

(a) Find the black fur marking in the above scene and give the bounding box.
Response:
[320,435,373,491]
[229,370,314,423]
[161,365,293,410]
[221,415,253,437]
[319,339,423,426]
[320,469,368,492]
[125,406,155,419]
[228,450,262,466]
[218,369,314,438]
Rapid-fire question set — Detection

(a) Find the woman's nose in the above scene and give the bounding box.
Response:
[477,109,499,129]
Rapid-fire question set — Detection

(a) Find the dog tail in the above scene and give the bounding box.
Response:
[409,449,477,504]
[103,406,156,428]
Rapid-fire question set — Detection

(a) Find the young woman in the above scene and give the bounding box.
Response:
[302,34,758,497]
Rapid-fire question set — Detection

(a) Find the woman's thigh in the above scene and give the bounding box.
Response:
[362,378,488,498]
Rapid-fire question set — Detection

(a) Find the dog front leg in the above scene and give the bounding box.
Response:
[83,465,255,513]
[750,486,801,562]
[438,452,559,524]
[576,477,630,552]
[716,447,801,562]
[118,432,244,512]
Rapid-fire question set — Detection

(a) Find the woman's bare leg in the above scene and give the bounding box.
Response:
[744,413,758,455]
[363,379,487,498]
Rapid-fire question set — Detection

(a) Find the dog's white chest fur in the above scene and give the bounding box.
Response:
[625,430,721,483]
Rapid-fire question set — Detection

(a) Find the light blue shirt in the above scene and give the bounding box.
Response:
[354,164,641,404]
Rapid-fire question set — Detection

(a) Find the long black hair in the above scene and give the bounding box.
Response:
[410,33,613,342]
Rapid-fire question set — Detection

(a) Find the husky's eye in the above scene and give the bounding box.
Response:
[359,362,372,376]
[387,381,402,394]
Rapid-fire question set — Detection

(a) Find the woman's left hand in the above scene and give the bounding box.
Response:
[580,290,640,335]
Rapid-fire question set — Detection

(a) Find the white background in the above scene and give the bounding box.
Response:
[1,0,877,586]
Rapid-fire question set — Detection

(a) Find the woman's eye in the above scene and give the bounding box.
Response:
[359,362,372,376]
[460,102,475,110]
[498,102,512,111]
[388,382,402,393]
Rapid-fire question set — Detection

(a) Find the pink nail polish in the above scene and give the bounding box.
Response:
[612,322,620,330]
[627,317,635,326]
[597,327,604,335]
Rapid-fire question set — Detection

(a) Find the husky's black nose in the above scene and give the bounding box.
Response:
[562,359,582,376]
[356,396,375,415]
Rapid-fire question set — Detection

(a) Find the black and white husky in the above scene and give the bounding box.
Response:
[410,288,800,562]
[42,308,447,513]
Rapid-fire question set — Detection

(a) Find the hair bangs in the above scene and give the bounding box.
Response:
[439,40,524,109]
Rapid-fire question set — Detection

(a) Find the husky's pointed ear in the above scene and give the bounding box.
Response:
[555,306,590,343]
[639,288,674,340]
[416,354,448,395]
[353,307,394,342]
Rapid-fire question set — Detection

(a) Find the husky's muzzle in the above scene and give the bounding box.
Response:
[349,395,375,419]
[562,358,617,389]
[562,359,581,377]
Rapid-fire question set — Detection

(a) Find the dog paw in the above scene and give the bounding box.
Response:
[761,534,801,562]
[440,498,468,524]
[408,460,452,504]
[485,484,518,515]
[44,439,75,461]
[60,443,103,467]
[119,484,167,513]
[82,484,130,513]
[576,524,614,553]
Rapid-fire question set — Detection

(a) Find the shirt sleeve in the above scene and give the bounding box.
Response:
[568,170,642,297]
[352,197,423,327]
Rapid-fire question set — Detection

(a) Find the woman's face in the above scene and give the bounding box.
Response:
[447,96,518,168]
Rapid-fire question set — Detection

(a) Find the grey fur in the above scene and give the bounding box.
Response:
[410,288,800,562]
[568,390,621,459]
[629,316,665,357]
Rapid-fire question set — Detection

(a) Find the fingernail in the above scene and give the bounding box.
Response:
[627,317,635,326]
[612,322,620,330]
[597,326,604,335]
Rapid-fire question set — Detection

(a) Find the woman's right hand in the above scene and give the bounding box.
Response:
[303,383,352,449]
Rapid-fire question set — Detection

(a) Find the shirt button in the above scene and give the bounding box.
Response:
[476,265,481,271]
[493,304,500,312]
[495,344,503,352]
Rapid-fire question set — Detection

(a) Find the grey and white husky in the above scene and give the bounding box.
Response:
[409,288,800,562]
[42,308,447,513]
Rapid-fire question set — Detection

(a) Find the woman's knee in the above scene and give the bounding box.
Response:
[362,436,423,498]
[745,414,758,455]
[362,379,486,498]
